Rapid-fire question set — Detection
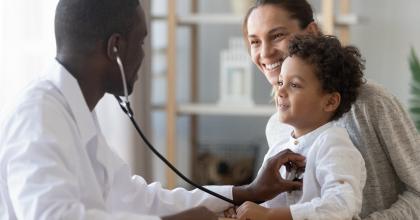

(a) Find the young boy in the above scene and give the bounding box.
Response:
[236,35,367,220]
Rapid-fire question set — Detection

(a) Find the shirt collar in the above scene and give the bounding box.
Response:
[287,122,333,152]
[45,59,97,146]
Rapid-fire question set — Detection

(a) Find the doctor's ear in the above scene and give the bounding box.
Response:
[106,33,123,60]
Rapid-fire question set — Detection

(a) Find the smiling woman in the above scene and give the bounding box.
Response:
[0,0,58,111]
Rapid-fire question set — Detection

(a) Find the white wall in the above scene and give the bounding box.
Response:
[351,0,420,107]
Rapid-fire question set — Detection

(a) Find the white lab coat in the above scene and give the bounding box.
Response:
[0,60,232,220]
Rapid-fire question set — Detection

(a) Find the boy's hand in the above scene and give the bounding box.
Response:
[223,206,238,219]
[236,201,269,220]
[161,206,217,220]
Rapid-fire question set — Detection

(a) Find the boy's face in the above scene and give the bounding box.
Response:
[275,56,334,136]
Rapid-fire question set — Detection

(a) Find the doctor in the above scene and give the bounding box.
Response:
[0,0,306,219]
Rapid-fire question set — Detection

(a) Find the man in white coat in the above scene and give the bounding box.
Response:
[0,0,306,219]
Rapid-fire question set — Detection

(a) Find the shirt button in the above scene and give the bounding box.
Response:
[294,140,299,145]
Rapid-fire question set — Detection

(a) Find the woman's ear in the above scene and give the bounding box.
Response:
[304,21,322,36]
[323,92,341,113]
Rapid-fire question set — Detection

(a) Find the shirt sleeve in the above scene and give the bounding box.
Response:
[290,130,367,220]
[111,173,233,216]
[0,101,162,220]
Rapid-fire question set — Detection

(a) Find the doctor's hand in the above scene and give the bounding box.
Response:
[161,206,217,220]
[232,149,305,204]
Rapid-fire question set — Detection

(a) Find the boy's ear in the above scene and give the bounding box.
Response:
[323,92,341,113]
[304,21,322,36]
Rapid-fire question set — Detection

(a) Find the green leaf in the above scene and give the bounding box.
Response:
[409,48,420,82]
[409,47,420,131]
[409,107,420,114]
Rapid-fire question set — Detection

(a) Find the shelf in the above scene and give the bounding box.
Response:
[155,13,361,26]
[177,103,276,116]
[315,14,361,26]
[177,13,243,25]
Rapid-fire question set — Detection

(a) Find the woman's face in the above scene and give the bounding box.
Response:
[246,5,310,86]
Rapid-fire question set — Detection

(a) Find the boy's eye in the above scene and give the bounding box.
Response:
[249,39,259,46]
[277,81,283,86]
[291,83,297,87]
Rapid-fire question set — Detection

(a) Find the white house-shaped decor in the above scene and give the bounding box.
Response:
[218,38,254,107]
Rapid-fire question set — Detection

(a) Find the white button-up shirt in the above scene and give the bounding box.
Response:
[0,60,232,220]
[260,122,366,220]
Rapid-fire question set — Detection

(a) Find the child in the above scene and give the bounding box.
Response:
[236,35,367,220]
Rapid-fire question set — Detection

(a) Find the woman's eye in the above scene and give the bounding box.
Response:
[277,81,283,86]
[274,33,286,40]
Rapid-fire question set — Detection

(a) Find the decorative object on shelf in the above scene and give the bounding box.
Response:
[195,144,257,185]
[409,47,420,131]
[230,0,254,16]
[218,37,254,107]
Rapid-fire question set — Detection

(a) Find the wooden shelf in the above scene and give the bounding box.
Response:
[177,14,243,25]
[154,13,361,26]
[177,103,276,116]
[315,14,361,26]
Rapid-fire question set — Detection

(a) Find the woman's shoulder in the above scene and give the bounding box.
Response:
[357,81,398,104]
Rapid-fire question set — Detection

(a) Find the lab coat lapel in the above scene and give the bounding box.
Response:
[47,60,96,146]
[48,59,126,198]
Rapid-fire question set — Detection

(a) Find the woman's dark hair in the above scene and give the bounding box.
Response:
[288,35,365,121]
[242,0,315,40]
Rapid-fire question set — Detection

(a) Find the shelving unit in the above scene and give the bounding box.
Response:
[163,0,358,188]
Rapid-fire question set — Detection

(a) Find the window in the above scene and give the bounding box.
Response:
[0,1,58,111]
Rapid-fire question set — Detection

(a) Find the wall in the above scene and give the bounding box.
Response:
[351,0,420,106]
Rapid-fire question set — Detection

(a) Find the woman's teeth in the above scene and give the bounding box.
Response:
[266,62,281,70]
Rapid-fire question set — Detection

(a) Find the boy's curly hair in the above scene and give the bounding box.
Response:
[288,35,365,121]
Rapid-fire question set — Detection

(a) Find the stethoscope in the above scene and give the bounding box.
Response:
[113,47,236,205]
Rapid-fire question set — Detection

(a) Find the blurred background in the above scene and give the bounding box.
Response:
[0,0,419,189]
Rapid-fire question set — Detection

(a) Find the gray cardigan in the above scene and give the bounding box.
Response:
[266,82,420,219]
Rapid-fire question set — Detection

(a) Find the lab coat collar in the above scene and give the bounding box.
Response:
[287,122,333,153]
[46,59,97,146]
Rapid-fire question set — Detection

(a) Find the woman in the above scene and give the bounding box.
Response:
[241,0,420,219]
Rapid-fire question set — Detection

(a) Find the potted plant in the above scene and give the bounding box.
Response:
[409,48,420,131]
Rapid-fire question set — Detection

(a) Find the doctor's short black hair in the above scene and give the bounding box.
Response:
[55,0,140,53]
[287,35,365,121]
